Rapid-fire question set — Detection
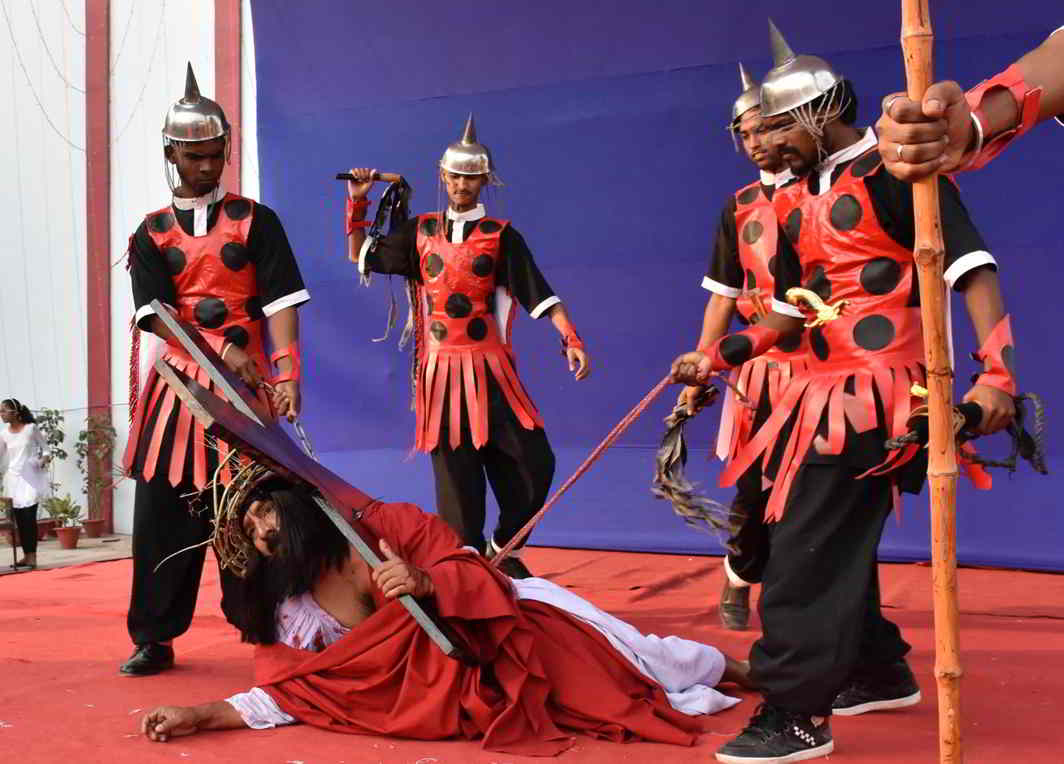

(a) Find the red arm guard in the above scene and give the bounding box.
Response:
[971,314,1016,396]
[345,197,371,235]
[553,311,584,352]
[964,64,1042,171]
[270,342,302,384]
[698,324,781,372]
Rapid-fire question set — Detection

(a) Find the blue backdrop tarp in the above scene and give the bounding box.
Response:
[250,1,1064,570]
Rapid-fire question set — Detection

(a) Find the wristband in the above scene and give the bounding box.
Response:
[346,197,371,236]
[971,314,1016,396]
[964,64,1042,171]
[270,342,302,384]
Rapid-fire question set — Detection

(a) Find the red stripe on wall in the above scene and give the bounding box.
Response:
[85,0,112,532]
[216,0,242,194]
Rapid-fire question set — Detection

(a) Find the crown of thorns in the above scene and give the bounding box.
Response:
[209,455,277,578]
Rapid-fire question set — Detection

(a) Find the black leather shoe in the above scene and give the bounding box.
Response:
[119,643,175,676]
[719,579,751,630]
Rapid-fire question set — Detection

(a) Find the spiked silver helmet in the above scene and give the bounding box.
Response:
[730,62,761,129]
[439,113,495,178]
[760,19,843,118]
[163,63,231,143]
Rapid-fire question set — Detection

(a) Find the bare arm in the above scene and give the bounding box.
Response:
[669,311,803,386]
[265,306,301,420]
[545,302,590,380]
[141,701,247,742]
[958,268,1014,434]
[681,294,737,413]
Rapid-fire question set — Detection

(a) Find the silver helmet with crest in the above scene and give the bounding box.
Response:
[162,63,231,191]
[760,19,844,119]
[439,113,496,180]
[730,62,762,129]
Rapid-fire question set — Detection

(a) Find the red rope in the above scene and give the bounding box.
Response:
[491,374,672,566]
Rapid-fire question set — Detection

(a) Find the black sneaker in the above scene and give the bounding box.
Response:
[119,643,175,676]
[832,659,921,716]
[715,704,833,763]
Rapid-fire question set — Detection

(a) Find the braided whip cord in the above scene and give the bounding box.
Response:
[490,375,672,566]
[885,393,1048,475]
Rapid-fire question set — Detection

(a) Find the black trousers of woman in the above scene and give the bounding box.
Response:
[12,503,38,555]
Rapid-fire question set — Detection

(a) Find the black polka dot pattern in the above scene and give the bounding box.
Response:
[853,315,895,351]
[774,328,803,353]
[149,212,175,233]
[224,199,252,220]
[221,242,250,272]
[746,269,757,290]
[720,335,754,366]
[859,258,902,295]
[472,255,494,277]
[805,266,831,301]
[850,152,881,178]
[737,186,760,205]
[423,254,444,279]
[477,219,502,234]
[162,247,186,275]
[246,296,264,321]
[445,293,473,319]
[223,325,250,349]
[830,194,863,231]
[420,217,439,237]
[426,292,435,314]
[429,321,448,342]
[784,209,802,243]
[195,298,228,329]
[741,220,764,245]
[467,317,488,341]
[810,327,830,361]
[768,255,779,277]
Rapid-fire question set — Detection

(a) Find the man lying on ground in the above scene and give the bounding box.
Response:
[140,468,751,756]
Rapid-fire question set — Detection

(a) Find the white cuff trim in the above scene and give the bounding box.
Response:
[262,289,311,317]
[702,276,741,298]
[724,555,753,587]
[357,236,375,277]
[943,250,996,289]
[134,302,175,326]
[529,295,561,319]
[771,298,805,319]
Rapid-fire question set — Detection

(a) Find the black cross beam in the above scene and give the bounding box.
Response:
[149,302,465,660]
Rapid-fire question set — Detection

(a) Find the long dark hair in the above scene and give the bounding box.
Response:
[1,398,35,424]
[230,478,353,645]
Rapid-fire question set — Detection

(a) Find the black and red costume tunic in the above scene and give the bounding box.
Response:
[703,171,810,584]
[122,187,308,645]
[359,203,559,554]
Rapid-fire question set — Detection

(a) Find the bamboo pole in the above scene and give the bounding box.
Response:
[899,2,963,762]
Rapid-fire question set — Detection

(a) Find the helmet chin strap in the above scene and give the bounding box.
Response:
[790,83,850,163]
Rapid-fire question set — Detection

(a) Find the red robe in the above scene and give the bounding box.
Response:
[254,502,714,756]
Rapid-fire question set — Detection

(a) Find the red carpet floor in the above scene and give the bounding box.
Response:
[2,547,1063,763]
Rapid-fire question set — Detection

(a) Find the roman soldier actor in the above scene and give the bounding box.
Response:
[343,115,590,579]
[119,64,309,676]
[686,63,809,630]
[671,23,1016,763]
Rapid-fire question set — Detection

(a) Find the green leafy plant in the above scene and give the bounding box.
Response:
[75,415,118,521]
[33,407,68,497]
[46,493,83,528]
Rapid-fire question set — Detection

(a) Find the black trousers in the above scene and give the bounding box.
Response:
[749,463,910,716]
[127,475,241,645]
[725,467,771,585]
[13,504,38,555]
[430,375,555,552]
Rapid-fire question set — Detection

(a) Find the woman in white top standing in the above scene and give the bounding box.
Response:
[0,399,51,570]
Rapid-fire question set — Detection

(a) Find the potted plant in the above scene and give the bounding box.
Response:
[34,408,68,539]
[47,493,83,550]
[75,415,117,538]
